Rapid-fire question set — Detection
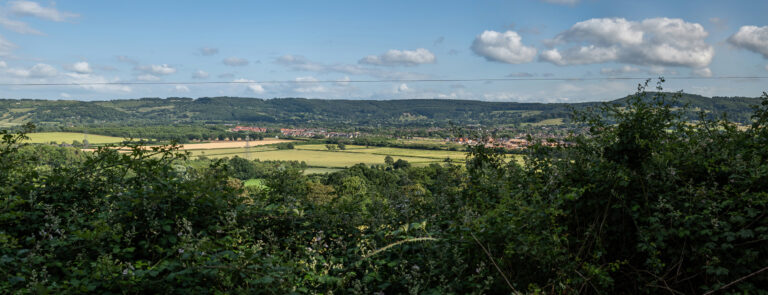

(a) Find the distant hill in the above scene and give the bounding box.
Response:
[0,93,762,128]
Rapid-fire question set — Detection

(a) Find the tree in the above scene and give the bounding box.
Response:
[384,155,394,166]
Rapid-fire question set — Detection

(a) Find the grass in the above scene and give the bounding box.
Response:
[523,118,565,126]
[24,132,127,144]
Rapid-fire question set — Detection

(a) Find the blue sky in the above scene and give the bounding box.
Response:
[0,0,766,102]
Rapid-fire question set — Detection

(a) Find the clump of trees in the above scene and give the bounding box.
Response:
[1,81,766,293]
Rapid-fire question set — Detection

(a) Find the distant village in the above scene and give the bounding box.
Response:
[230,125,567,149]
[447,135,567,150]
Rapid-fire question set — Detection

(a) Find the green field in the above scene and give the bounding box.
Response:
[24,132,127,144]
[190,144,522,173]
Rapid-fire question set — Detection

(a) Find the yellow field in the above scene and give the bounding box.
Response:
[191,144,523,170]
[178,139,293,150]
[24,132,126,144]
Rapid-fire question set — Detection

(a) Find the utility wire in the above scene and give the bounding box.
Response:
[0,76,766,87]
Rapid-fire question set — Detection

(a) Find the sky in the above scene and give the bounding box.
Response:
[0,0,766,102]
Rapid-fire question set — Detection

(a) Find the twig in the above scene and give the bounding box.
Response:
[470,231,518,293]
[361,237,438,260]
[703,265,768,295]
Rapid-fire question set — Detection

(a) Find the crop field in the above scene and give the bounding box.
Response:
[178,139,292,150]
[24,132,126,144]
[188,143,522,173]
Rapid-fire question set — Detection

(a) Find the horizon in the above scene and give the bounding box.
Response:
[0,1,766,102]
[2,89,759,104]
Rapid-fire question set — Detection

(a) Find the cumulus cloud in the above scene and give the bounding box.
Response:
[6,63,57,78]
[233,78,265,94]
[199,47,218,56]
[69,61,92,74]
[248,84,265,94]
[8,1,79,22]
[292,76,327,93]
[397,83,409,92]
[540,18,714,70]
[359,48,436,66]
[136,64,176,75]
[223,57,249,66]
[64,73,131,93]
[471,30,537,64]
[728,25,768,58]
[0,61,6,68]
[175,85,190,92]
[192,70,209,79]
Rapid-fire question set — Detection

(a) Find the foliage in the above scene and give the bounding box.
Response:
[1,82,767,293]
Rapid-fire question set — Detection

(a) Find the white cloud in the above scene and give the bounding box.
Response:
[293,76,326,93]
[248,84,265,94]
[540,46,618,65]
[192,70,209,79]
[136,74,160,81]
[175,85,190,92]
[6,63,57,78]
[233,78,265,94]
[728,25,768,58]
[8,1,79,22]
[359,48,436,66]
[69,61,92,74]
[0,16,42,34]
[223,57,249,66]
[765,64,768,72]
[0,61,6,68]
[199,47,218,56]
[471,30,537,64]
[136,64,176,75]
[541,18,714,69]
[397,83,410,93]
[59,92,70,98]
[540,0,579,5]
[63,73,132,93]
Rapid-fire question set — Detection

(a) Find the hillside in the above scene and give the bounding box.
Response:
[0,92,761,128]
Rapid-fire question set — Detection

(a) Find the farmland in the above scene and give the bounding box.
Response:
[185,143,522,173]
[24,132,126,144]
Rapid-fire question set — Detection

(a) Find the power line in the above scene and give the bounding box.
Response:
[0,76,766,87]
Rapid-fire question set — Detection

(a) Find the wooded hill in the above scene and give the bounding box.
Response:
[0,92,762,128]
